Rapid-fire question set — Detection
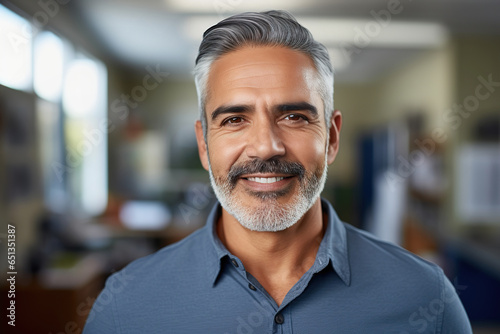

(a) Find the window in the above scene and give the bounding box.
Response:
[34,31,65,102]
[63,56,108,216]
[0,4,32,91]
[0,3,109,216]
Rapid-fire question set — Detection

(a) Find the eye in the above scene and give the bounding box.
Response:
[284,114,308,122]
[222,116,244,126]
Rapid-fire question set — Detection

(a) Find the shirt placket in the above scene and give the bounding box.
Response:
[228,255,291,333]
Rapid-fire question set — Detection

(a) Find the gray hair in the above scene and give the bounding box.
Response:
[193,10,334,139]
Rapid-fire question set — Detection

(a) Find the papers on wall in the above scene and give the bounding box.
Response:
[457,144,500,224]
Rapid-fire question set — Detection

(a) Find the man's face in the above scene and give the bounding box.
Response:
[195,46,340,231]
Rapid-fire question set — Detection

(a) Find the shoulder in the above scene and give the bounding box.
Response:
[343,223,445,295]
[83,227,213,333]
[344,223,441,273]
[108,225,211,288]
[126,225,208,271]
[341,224,472,332]
[342,224,472,332]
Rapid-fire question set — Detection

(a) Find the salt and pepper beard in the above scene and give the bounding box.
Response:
[208,151,329,232]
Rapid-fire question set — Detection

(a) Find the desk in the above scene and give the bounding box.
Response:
[1,256,104,334]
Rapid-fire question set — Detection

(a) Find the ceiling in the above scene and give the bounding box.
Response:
[8,0,500,83]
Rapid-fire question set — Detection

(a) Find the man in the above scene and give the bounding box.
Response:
[84,11,471,333]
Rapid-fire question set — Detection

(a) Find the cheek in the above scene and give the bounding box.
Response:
[207,137,243,174]
[285,132,326,168]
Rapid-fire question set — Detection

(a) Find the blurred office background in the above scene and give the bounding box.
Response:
[0,0,499,332]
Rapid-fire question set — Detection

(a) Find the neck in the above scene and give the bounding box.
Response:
[216,198,326,305]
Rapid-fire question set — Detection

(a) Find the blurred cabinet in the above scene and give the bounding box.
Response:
[1,273,103,334]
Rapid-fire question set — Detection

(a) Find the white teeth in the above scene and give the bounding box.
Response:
[247,177,285,184]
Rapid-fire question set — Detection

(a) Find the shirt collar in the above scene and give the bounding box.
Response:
[317,198,351,286]
[204,203,229,285]
[204,198,351,286]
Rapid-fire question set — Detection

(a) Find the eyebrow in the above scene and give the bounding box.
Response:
[211,105,251,121]
[210,102,318,121]
[277,102,318,117]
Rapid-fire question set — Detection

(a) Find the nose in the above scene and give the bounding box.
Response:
[245,116,286,161]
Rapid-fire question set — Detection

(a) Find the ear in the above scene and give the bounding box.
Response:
[327,110,342,165]
[195,120,210,171]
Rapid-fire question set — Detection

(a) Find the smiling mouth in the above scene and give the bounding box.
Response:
[246,176,284,183]
[237,175,297,197]
[242,175,295,184]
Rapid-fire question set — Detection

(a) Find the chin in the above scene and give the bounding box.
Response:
[223,190,318,232]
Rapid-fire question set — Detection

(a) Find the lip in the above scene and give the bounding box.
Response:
[239,174,296,192]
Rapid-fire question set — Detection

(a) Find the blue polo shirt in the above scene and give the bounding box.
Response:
[83,199,471,333]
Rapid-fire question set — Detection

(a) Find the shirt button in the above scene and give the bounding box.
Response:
[274,313,284,324]
[231,258,239,267]
[248,283,256,291]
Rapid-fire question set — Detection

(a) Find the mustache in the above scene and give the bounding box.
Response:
[227,158,305,186]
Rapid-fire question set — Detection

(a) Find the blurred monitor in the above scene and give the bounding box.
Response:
[119,201,172,230]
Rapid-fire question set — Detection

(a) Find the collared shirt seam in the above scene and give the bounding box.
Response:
[324,214,351,285]
[436,267,445,334]
[111,276,122,334]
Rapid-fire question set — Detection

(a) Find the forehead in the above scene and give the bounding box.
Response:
[206,45,320,109]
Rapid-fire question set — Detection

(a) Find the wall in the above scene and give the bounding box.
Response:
[452,36,500,228]
[331,83,377,183]
[373,46,455,132]
[330,45,455,185]
[454,36,500,142]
